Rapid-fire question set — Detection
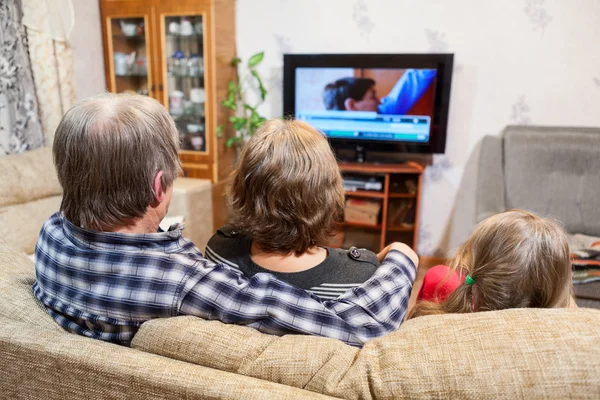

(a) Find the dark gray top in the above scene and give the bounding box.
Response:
[205,225,380,300]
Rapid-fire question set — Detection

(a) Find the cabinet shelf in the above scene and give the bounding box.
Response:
[166,33,203,39]
[344,190,384,199]
[343,221,381,230]
[387,225,415,232]
[389,193,417,199]
[112,34,146,40]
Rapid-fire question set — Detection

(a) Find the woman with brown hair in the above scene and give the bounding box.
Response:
[409,210,574,319]
[205,118,418,301]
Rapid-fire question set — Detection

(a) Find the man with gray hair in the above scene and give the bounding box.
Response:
[33,93,418,347]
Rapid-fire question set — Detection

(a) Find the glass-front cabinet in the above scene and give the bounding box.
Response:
[101,0,236,230]
[100,1,235,185]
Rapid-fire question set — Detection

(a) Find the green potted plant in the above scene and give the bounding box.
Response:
[217,52,268,148]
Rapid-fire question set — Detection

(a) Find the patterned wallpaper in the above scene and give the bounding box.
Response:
[236,0,600,256]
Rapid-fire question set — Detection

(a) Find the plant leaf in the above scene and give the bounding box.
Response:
[228,80,237,94]
[221,100,237,111]
[216,125,223,138]
[247,52,264,68]
[227,91,235,103]
[250,70,267,101]
[231,57,241,67]
[232,117,247,131]
[226,137,241,148]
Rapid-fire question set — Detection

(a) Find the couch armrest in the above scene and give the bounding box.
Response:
[168,178,213,251]
[448,135,505,251]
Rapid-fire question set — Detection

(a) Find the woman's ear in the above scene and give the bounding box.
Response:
[344,98,356,111]
[153,171,165,203]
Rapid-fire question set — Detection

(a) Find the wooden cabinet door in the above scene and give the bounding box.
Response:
[100,1,159,101]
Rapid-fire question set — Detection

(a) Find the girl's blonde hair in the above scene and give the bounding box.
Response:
[409,210,572,318]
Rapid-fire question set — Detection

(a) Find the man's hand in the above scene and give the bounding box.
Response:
[377,242,419,268]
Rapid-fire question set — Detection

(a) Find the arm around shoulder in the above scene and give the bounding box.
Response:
[377,242,419,268]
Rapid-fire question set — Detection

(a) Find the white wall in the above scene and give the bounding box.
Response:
[71,0,106,100]
[236,0,600,256]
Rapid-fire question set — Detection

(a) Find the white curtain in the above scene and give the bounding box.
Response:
[22,0,75,146]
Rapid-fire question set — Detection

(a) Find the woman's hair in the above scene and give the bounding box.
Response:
[409,210,573,318]
[323,78,375,110]
[53,93,181,231]
[229,118,344,254]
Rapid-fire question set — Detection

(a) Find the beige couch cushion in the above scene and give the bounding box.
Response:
[0,195,62,254]
[0,147,61,208]
[133,309,600,399]
[0,317,332,400]
[0,243,62,330]
[168,177,213,251]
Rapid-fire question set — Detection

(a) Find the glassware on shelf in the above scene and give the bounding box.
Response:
[180,17,194,36]
[190,135,204,151]
[187,54,203,78]
[183,100,195,117]
[169,90,184,116]
[169,50,187,77]
[114,52,128,76]
[186,123,205,151]
[194,18,203,35]
[136,84,149,96]
[119,20,138,37]
[134,56,147,76]
[190,88,205,117]
[168,21,180,35]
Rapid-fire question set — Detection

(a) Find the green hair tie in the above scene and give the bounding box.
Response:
[466,275,476,286]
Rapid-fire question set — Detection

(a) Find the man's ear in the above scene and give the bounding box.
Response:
[344,98,356,111]
[153,171,165,203]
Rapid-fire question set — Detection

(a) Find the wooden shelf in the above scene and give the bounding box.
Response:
[343,221,381,230]
[387,225,415,232]
[344,190,384,199]
[388,193,417,199]
[336,162,424,251]
[339,162,424,174]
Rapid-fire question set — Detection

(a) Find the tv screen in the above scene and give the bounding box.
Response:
[284,54,453,156]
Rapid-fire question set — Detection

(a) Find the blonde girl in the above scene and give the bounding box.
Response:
[409,210,573,318]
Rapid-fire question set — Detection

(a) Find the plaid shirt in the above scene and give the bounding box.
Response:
[33,213,416,347]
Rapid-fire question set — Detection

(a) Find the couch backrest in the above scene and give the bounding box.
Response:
[0,243,65,329]
[0,147,61,208]
[0,244,331,399]
[133,308,600,399]
[503,126,600,236]
[0,317,330,400]
[0,147,62,254]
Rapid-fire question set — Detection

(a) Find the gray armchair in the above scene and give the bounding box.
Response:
[448,125,600,251]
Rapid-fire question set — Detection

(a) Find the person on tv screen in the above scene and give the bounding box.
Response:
[322,69,436,115]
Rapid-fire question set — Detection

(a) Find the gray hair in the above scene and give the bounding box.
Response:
[53,93,181,230]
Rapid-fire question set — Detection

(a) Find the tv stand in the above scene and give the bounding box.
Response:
[334,162,424,252]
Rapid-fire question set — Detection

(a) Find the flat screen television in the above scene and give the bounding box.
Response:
[283,54,453,160]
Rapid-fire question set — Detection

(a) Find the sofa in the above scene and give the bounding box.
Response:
[2,242,600,399]
[2,145,600,398]
[448,126,600,308]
